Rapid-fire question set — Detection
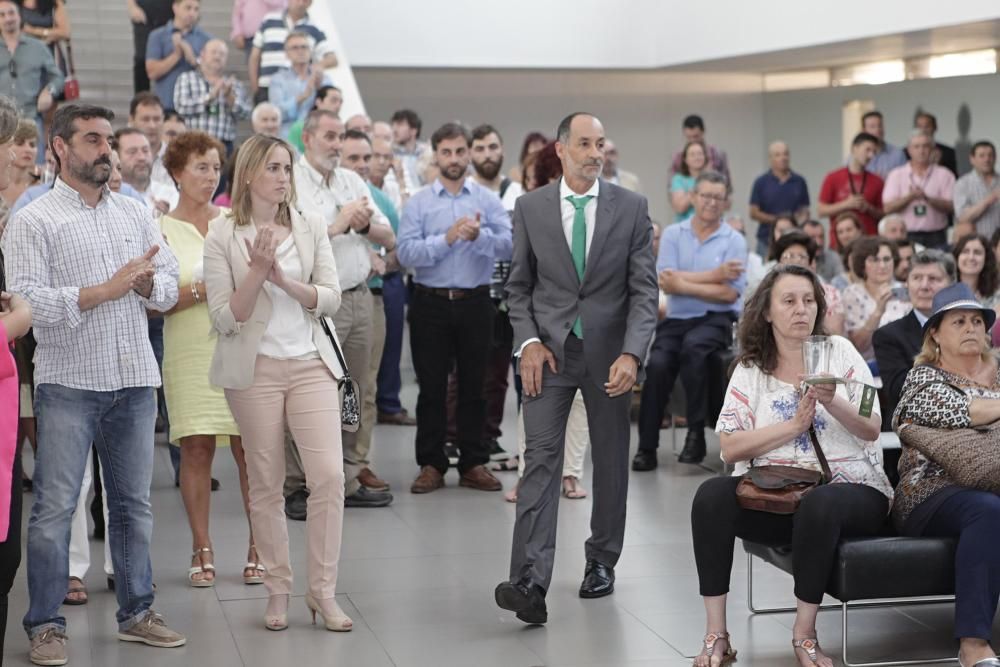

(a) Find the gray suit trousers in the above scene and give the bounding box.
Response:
[509,335,631,591]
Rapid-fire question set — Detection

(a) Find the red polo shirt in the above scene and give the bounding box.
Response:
[818,167,884,248]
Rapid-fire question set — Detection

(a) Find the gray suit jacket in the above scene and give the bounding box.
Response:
[506,179,658,385]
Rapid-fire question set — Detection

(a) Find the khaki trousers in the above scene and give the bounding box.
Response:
[356,293,386,469]
[226,357,345,598]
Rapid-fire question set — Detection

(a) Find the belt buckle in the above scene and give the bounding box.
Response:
[448,289,460,301]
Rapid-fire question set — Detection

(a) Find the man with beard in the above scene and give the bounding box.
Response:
[442,125,521,463]
[287,110,395,512]
[115,128,178,214]
[3,103,183,665]
[397,122,513,494]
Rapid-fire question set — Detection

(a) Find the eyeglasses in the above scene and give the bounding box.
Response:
[697,192,726,203]
[866,255,894,264]
[780,252,810,263]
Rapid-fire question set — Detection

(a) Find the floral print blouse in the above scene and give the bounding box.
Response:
[842,282,912,361]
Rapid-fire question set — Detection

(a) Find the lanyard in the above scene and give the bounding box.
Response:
[847,169,867,196]
[909,165,933,192]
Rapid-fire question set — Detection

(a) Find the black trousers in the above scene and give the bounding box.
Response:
[131,0,172,94]
[408,289,494,474]
[0,439,23,658]
[638,311,732,450]
[691,476,888,604]
[913,489,1000,640]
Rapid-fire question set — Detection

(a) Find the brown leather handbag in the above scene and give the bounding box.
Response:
[735,427,832,514]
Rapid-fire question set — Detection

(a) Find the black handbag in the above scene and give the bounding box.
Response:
[318,316,360,433]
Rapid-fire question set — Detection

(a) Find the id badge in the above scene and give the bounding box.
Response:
[914,203,927,217]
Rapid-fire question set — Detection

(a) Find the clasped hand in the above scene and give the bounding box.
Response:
[108,245,159,299]
[244,227,286,287]
[446,213,481,245]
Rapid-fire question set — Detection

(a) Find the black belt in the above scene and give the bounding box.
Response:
[370,287,383,295]
[344,283,369,293]
[414,284,490,301]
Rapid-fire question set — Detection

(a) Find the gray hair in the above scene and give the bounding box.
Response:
[0,95,18,144]
[556,112,597,144]
[694,170,728,192]
[909,128,932,143]
[251,102,280,125]
[877,213,906,235]
[912,248,957,283]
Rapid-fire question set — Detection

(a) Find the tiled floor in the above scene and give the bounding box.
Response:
[2,381,984,666]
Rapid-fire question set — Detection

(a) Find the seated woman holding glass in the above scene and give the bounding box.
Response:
[690,265,892,667]
[893,282,1000,667]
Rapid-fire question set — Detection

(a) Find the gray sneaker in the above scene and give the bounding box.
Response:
[29,628,68,666]
[117,610,186,648]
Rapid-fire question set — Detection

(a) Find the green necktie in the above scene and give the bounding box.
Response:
[566,194,593,339]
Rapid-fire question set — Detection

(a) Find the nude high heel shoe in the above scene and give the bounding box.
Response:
[305,593,353,632]
[264,594,289,631]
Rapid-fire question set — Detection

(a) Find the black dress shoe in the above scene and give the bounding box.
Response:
[631,449,657,471]
[678,429,706,464]
[495,580,547,624]
[579,560,615,598]
[344,486,394,508]
[284,489,309,521]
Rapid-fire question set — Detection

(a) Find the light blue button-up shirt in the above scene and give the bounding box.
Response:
[397,178,512,288]
[657,218,747,319]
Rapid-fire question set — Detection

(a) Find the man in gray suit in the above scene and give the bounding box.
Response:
[494,113,658,624]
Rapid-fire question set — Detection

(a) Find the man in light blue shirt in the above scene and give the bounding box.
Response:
[397,122,512,495]
[633,171,747,471]
[860,110,906,180]
[267,31,332,139]
[144,0,212,111]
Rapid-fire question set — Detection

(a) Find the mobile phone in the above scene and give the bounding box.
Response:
[891,285,909,301]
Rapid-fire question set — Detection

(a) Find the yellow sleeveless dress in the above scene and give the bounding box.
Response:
[160,211,239,445]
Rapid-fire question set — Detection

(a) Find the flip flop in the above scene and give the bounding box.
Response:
[63,577,88,605]
[561,476,587,500]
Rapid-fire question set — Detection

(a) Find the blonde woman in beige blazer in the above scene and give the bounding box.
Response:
[203,134,351,633]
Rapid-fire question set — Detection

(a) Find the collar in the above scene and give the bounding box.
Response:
[297,153,335,188]
[283,10,311,26]
[52,177,110,209]
[681,216,729,242]
[559,177,600,202]
[432,177,472,197]
[914,309,930,327]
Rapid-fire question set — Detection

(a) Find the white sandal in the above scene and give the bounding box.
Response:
[188,547,216,588]
[243,544,265,585]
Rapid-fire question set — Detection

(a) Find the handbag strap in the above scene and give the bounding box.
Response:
[64,40,76,76]
[318,316,351,381]
[808,426,833,483]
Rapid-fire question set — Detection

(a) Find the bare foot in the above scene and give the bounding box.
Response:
[959,638,996,666]
[693,633,734,667]
[793,637,833,667]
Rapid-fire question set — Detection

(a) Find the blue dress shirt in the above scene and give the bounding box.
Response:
[657,218,747,318]
[397,178,512,289]
[145,21,213,110]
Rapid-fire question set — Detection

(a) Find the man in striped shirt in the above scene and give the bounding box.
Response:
[2,104,183,665]
[248,0,337,104]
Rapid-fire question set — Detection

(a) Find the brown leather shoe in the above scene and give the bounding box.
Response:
[410,466,445,494]
[358,467,390,491]
[459,465,502,491]
[378,410,417,426]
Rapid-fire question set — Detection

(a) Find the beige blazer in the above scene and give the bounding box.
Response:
[203,208,344,390]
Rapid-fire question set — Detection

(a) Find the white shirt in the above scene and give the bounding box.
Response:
[294,155,391,291]
[137,179,180,213]
[150,142,173,195]
[253,233,318,359]
[517,177,600,355]
[501,180,523,212]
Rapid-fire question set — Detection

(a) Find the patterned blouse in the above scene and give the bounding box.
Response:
[892,362,1000,529]
[716,335,894,500]
[842,282,912,361]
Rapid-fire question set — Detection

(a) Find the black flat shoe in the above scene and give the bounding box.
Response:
[284,489,309,521]
[494,580,547,624]
[579,560,614,599]
[631,450,657,471]
[344,486,393,508]
[677,430,706,464]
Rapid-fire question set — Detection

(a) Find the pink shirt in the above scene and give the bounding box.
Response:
[231,0,287,40]
[0,322,17,541]
[882,162,955,233]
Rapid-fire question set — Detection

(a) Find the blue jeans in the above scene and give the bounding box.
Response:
[24,384,156,636]
[376,272,406,414]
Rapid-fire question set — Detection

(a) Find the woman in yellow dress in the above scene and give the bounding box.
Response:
[160,131,261,587]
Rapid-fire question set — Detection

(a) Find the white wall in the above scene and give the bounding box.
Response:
[330,1,1000,69]
[762,73,1000,226]
[353,68,766,224]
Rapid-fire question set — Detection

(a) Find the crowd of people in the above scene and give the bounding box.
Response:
[0,0,996,665]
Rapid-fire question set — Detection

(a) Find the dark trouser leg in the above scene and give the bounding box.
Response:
[132,21,152,93]
[0,438,23,657]
[677,313,732,430]
[483,308,514,440]
[790,484,888,603]
[453,294,494,472]
[445,368,458,444]
[408,291,454,473]
[509,337,580,591]
[637,319,685,451]
[579,344,632,567]
[376,272,406,415]
[920,489,1000,640]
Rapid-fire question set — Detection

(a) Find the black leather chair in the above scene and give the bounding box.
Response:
[743,533,957,666]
